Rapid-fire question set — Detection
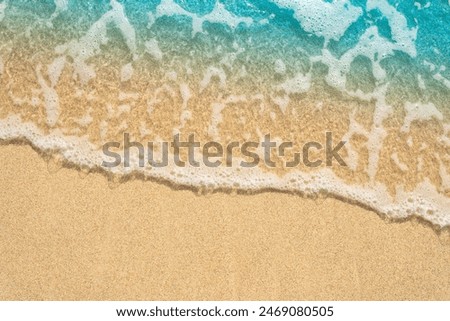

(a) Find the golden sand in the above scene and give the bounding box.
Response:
[0,144,449,300]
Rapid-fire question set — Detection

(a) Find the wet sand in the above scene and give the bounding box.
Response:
[0,144,449,300]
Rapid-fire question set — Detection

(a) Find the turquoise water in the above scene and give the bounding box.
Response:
[2,0,449,94]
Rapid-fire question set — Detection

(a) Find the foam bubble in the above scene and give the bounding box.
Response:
[121,63,134,82]
[47,57,66,87]
[36,65,60,127]
[145,39,163,61]
[367,0,417,57]
[51,0,68,20]
[56,0,137,83]
[277,72,311,95]
[6,115,449,225]
[0,55,3,76]
[199,66,227,92]
[271,0,362,42]
[401,102,443,133]
[274,59,286,74]
[0,0,7,22]
[152,0,253,36]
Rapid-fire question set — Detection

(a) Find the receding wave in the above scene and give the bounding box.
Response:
[0,0,449,226]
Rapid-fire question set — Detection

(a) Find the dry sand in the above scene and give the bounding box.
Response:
[0,144,449,300]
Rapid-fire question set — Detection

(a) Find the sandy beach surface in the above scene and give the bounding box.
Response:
[0,144,449,301]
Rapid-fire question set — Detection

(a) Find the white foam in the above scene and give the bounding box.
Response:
[99,120,108,139]
[47,56,66,87]
[305,1,417,112]
[219,46,245,70]
[270,95,290,114]
[0,0,7,22]
[414,2,431,10]
[417,74,426,90]
[199,66,227,92]
[367,0,417,57]
[274,59,286,74]
[0,55,3,76]
[391,152,409,172]
[417,156,424,172]
[120,63,133,82]
[119,91,139,101]
[151,0,253,36]
[146,83,177,118]
[407,136,413,147]
[435,154,450,190]
[366,85,391,182]
[315,25,404,93]
[433,73,450,89]
[117,104,131,115]
[145,39,163,61]
[76,110,93,127]
[307,8,419,184]
[51,0,68,20]
[272,74,307,113]
[172,83,192,135]
[401,102,443,132]
[440,124,450,147]
[271,0,362,43]
[341,111,369,171]
[207,102,225,139]
[423,60,436,72]
[277,72,311,95]
[56,0,137,84]
[36,65,60,127]
[1,114,450,227]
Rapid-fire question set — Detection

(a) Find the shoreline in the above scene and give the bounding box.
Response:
[2,139,449,233]
[1,144,449,300]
